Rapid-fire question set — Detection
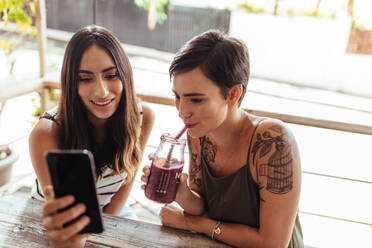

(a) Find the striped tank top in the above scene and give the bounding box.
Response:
[31,104,143,210]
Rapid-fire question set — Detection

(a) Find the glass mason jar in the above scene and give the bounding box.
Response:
[144,133,186,203]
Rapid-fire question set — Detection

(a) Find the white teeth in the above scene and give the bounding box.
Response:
[92,99,112,106]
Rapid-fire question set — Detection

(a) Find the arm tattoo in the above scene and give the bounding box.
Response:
[188,137,201,187]
[252,125,295,195]
[200,137,217,163]
[189,153,201,187]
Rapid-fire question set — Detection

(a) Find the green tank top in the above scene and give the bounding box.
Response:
[199,123,304,248]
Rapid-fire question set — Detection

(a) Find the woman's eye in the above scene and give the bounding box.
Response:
[105,73,118,79]
[190,98,203,103]
[173,94,180,100]
[78,77,92,82]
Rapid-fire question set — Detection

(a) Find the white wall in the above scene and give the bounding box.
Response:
[230,10,372,98]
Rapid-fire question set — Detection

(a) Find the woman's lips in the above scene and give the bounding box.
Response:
[185,123,197,129]
[90,99,114,108]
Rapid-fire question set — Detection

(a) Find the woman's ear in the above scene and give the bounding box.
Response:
[228,85,243,106]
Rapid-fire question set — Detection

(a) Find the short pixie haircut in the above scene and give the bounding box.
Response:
[169,30,250,106]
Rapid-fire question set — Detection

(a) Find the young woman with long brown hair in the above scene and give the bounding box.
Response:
[29,25,154,247]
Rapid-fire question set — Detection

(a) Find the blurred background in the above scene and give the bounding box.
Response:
[0,1,371,247]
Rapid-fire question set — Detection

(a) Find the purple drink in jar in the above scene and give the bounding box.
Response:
[145,133,186,203]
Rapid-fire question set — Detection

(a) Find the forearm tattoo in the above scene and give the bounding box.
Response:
[252,125,297,196]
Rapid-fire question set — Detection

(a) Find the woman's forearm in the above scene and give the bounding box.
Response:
[104,182,134,216]
[175,189,205,215]
[184,214,267,248]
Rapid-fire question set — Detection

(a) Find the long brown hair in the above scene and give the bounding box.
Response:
[57,25,140,184]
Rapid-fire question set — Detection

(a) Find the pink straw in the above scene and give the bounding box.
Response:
[174,126,187,139]
[165,126,187,164]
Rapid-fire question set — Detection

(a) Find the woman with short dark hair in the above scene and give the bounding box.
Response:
[142,30,303,248]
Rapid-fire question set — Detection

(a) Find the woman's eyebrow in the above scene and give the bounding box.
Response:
[172,89,205,97]
[102,66,117,73]
[78,70,93,74]
[183,93,205,97]
[78,66,117,74]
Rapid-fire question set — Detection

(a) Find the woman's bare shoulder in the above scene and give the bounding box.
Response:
[29,118,60,148]
[253,117,291,139]
[249,116,300,171]
[140,102,155,125]
[138,102,155,149]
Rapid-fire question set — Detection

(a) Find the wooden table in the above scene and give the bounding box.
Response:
[0,195,229,247]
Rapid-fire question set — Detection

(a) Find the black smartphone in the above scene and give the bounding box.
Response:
[45,149,104,234]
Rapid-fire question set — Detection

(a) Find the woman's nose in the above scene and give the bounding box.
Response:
[180,112,192,119]
[95,77,109,97]
[178,102,192,119]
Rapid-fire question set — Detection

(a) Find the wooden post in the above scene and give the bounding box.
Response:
[347,0,354,16]
[314,0,322,16]
[35,0,47,78]
[273,0,280,16]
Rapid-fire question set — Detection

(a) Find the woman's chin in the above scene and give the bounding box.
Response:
[87,110,114,125]
[187,129,203,139]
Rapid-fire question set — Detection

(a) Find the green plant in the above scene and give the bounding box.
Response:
[237,0,343,19]
[237,2,266,14]
[351,19,372,31]
[0,0,37,75]
[134,0,168,24]
[0,146,10,160]
[31,88,60,126]
[285,9,295,16]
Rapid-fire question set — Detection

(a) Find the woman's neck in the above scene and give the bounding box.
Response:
[93,124,107,144]
[209,109,248,148]
[86,111,108,143]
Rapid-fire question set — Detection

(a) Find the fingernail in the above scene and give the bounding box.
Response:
[66,195,74,203]
[78,204,86,212]
[83,216,90,224]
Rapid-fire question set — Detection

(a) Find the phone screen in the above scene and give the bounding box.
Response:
[46,149,104,233]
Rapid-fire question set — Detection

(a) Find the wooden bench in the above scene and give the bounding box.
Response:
[0,73,58,114]
[0,75,43,111]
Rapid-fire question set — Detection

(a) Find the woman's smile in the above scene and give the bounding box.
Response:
[90,98,115,108]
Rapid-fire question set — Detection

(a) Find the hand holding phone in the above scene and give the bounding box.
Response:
[45,149,104,234]
[42,185,90,247]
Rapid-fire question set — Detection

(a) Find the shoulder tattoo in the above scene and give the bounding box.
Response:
[252,125,298,196]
